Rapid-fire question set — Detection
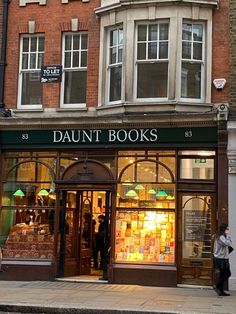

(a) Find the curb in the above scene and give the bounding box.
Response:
[0,305,180,314]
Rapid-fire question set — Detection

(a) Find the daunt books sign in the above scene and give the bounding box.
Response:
[0,127,217,149]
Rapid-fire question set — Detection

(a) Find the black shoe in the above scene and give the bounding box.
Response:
[219,291,230,296]
[213,285,221,295]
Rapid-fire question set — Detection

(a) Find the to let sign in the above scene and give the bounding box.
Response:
[41,65,62,83]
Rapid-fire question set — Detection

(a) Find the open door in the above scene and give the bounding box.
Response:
[58,189,111,278]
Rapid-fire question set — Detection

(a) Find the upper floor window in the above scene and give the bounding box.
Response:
[136,23,169,99]
[61,32,88,107]
[107,27,123,103]
[18,35,44,108]
[181,23,204,100]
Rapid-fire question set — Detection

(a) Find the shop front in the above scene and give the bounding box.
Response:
[0,125,219,286]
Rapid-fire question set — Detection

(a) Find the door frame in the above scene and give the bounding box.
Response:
[177,191,217,286]
[57,185,114,279]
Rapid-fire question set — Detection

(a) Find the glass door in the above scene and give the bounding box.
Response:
[178,193,216,286]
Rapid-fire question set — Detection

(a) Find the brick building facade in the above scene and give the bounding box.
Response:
[0,0,233,288]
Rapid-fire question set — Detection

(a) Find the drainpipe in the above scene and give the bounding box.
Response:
[0,0,11,117]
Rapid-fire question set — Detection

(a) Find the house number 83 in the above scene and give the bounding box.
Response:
[185,131,192,137]
[22,133,29,140]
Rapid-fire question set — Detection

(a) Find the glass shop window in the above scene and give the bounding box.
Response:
[115,210,175,263]
[0,159,56,260]
[178,150,215,180]
[116,153,176,264]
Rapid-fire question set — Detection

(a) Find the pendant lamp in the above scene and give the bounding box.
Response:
[134,184,145,190]
[38,189,49,196]
[148,188,156,195]
[156,190,168,198]
[13,189,25,197]
[125,189,138,197]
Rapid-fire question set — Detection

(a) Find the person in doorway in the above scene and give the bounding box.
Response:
[213,223,232,296]
[94,214,105,270]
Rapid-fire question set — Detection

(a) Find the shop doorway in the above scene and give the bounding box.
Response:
[58,189,111,280]
[178,193,216,286]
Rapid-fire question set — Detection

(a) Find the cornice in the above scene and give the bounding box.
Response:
[95,0,218,15]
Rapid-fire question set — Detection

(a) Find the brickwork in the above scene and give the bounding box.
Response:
[230,0,236,107]
[4,0,100,109]
[0,0,3,61]
[212,0,230,105]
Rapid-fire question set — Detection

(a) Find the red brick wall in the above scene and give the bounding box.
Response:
[4,0,100,109]
[212,0,229,104]
[0,0,3,61]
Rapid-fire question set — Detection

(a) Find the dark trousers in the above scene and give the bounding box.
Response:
[93,237,104,269]
[214,258,231,292]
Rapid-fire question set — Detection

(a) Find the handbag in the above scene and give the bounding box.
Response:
[229,246,234,254]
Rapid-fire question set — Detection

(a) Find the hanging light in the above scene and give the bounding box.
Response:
[156,190,168,199]
[13,189,25,197]
[148,188,156,195]
[134,184,145,190]
[122,178,133,186]
[38,189,49,196]
[125,189,138,197]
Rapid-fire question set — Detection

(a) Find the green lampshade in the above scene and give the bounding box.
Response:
[156,190,168,197]
[13,189,25,197]
[166,194,174,200]
[125,189,138,197]
[135,184,145,190]
[148,188,156,195]
[38,189,49,196]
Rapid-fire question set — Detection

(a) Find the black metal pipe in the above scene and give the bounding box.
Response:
[0,0,11,117]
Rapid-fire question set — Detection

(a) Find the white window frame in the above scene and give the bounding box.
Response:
[60,32,88,108]
[106,26,123,105]
[180,21,205,102]
[17,34,44,109]
[134,21,169,102]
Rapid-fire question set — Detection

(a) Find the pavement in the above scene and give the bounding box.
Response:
[0,279,235,314]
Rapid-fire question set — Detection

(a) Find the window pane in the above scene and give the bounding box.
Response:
[38,37,44,52]
[137,43,146,60]
[118,47,122,63]
[110,29,118,46]
[182,42,191,59]
[73,51,79,67]
[193,25,203,41]
[30,53,36,69]
[159,24,169,40]
[193,43,202,60]
[22,54,28,69]
[65,52,71,68]
[30,37,37,52]
[73,34,80,50]
[38,53,44,68]
[81,51,87,67]
[23,38,29,52]
[109,66,122,102]
[148,24,157,41]
[182,195,212,259]
[181,62,201,98]
[115,210,175,263]
[110,47,117,64]
[21,72,42,105]
[159,42,168,59]
[182,23,192,40]
[81,34,88,49]
[138,25,147,41]
[180,159,214,179]
[148,42,157,59]
[137,63,168,98]
[118,29,123,45]
[64,71,87,104]
[65,35,72,50]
